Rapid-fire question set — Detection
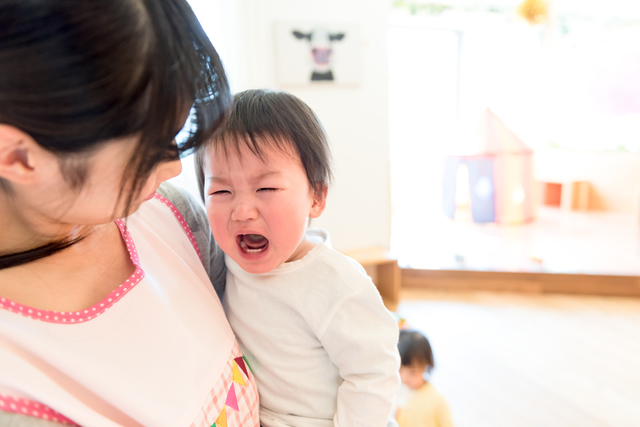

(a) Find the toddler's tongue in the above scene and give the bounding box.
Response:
[241,234,268,249]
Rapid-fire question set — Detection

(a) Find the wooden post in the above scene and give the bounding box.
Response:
[560,180,589,210]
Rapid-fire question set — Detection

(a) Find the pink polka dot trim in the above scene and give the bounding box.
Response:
[0,220,145,324]
[0,394,80,426]
[153,193,202,261]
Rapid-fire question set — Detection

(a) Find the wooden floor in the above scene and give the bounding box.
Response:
[397,289,640,427]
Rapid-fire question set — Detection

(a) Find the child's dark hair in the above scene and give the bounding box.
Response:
[195,89,333,199]
[398,330,435,371]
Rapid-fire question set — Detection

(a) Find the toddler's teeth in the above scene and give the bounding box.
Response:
[240,241,246,248]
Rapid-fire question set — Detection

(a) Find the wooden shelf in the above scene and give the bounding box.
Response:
[342,246,401,311]
[539,180,590,210]
[401,268,640,297]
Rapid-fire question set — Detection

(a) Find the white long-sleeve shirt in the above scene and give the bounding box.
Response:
[223,229,401,427]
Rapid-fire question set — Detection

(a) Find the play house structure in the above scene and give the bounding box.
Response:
[443,109,535,224]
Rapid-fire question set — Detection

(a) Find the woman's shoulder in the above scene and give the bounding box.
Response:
[155,183,206,230]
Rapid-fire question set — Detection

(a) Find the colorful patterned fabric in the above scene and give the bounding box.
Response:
[190,342,259,427]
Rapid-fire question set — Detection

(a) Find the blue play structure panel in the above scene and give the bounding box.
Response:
[467,158,495,222]
[442,156,495,222]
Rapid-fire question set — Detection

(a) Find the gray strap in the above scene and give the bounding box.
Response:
[156,182,226,300]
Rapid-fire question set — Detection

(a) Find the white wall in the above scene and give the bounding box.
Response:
[171,0,243,203]
[199,0,393,251]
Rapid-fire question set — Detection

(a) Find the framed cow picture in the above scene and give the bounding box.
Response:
[274,22,361,86]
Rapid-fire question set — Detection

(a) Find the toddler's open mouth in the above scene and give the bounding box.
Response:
[237,234,269,253]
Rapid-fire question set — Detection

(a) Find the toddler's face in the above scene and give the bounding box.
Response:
[400,362,429,390]
[203,142,325,274]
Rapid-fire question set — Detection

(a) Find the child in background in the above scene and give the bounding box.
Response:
[395,330,454,427]
[195,89,400,427]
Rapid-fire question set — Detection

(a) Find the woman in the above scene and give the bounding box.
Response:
[0,1,259,425]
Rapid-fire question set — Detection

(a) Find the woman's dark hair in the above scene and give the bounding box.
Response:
[194,89,332,200]
[398,329,435,371]
[0,0,231,268]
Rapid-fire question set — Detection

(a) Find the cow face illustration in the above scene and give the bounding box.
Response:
[292,28,345,82]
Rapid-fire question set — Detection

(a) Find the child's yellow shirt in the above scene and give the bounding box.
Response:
[396,382,454,427]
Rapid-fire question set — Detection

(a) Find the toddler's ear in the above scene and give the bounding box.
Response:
[309,185,327,218]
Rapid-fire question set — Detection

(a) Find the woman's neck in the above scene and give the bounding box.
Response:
[0,221,134,311]
[0,190,84,255]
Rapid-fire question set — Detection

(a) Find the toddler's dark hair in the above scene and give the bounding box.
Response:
[195,89,333,199]
[398,330,435,371]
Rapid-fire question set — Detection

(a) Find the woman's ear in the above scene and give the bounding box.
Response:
[0,125,43,185]
[309,184,328,219]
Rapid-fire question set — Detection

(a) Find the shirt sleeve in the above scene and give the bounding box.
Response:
[156,182,226,300]
[319,283,401,427]
[0,412,66,427]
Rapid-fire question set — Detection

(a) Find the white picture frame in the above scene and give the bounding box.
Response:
[274,22,361,86]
